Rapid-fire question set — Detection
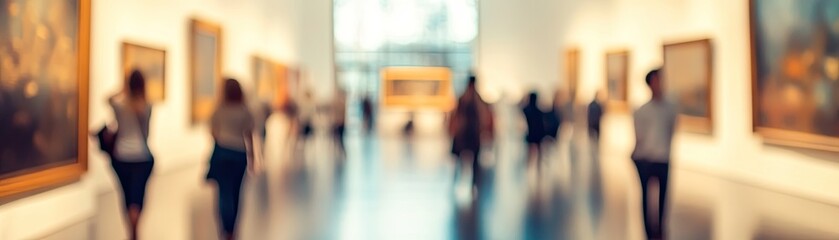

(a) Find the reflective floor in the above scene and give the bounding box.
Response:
[101,116,839,240]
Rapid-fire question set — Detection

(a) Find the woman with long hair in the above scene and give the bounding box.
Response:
[206,78,255,240]
[109,70,154,240]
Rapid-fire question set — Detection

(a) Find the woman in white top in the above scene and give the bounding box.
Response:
[109,70,154,240]
[205,78,254,240]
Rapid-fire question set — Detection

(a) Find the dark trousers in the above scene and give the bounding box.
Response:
[456,148,481,188]
[634,160,670,239]
[207,145,248,234]
[111,159,154,211]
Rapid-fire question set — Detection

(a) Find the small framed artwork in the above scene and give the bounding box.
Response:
[381,67,455,111]
[750,0,839,151]
[189,19,222,125]
[0,0,90,198]
[122,42,166,102]
[566,48,580,101]
[606,50,630,111]
[252,56,287,109]
[663,39,714,134]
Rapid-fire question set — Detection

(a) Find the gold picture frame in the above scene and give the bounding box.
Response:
[566,48,580,101]
[663,39,714,134]
[189,18,222,125]
[749,0,839,152]
[606,50,630,111]
[0,0,90,198]
[252,56,287,109]
[122,42,166,102]
[381,67,455,111]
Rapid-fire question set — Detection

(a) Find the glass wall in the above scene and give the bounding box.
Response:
[333,0,478,100]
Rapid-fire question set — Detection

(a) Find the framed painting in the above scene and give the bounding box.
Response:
[750,0,839,151]
[252,56,287,109]
[122,42,166,102]
[606,50,630,111]
[566,48,579,101]
[0,0,90,198]
[189,19,222,125]
[663,39,714,134]
[381,67,454,111]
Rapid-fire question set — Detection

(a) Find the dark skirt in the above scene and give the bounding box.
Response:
[205,144,248,233]
[206,144,248,181]
[111,158,154,210]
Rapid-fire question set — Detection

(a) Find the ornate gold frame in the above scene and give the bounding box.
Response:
[0,0,90,198]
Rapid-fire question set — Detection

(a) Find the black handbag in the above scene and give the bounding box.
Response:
[95,125,118,157]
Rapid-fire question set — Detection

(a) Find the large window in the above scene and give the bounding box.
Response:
[334,0,478,100]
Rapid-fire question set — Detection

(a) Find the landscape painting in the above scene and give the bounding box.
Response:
[751,0,839,151]
[123,42,166,102]
[663,39,713,134]
[0,0,90,197]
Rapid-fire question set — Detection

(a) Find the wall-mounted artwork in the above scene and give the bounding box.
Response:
[606,51,630,110]
[252,56,287,109]
[663,39,714,134]
[122,42,166,102]
[189,19,222,125]
[566,48,579,101]
[381,67,454,111]
[0,0,90,197]
[750,0,839,151]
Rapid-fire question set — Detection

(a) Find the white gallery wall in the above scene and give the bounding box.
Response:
[554,0,839,206]
[0,0,306,238]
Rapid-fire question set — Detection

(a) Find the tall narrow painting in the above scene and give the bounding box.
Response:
[566,48,580,101]
[751,0,839,151]
[253,56,287,109]
[0,0,90,197]
[606,50,630,111]
[189,19,222,125]
[663,39,714,134]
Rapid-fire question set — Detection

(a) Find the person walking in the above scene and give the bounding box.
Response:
[632,69,677,240]
[108,70,154,240]
[206,78,255,240]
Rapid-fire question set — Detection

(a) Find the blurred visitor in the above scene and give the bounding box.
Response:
[588,91,604,141]
[632,69,677,240]
[449,75,492,194]
[403,112,415,137]
[206,78,255,240]
[361,95,375,133]
[522,92,545,164]
[543,90,564,144]
[108,70,154,240]
[333,87,347,157]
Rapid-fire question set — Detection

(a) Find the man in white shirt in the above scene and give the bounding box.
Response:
[632,68,677,240]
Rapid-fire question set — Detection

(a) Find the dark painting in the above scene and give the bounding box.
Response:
[0,0,89,197]
[751,0,839,150]
[0,0,80,177]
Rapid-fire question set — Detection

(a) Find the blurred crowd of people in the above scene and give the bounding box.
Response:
[98,65,679,240]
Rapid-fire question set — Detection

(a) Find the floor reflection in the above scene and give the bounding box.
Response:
[122,116,839,240]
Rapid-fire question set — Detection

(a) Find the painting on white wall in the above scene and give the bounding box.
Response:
[663,39,713,134]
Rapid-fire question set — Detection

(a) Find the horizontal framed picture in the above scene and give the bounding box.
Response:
[381,67,454,111]
[122,42,166,102]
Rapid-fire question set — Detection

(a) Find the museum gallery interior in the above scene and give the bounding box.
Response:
[1,0,839,239]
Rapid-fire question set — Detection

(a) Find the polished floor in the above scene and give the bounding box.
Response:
[96,115,839,240]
